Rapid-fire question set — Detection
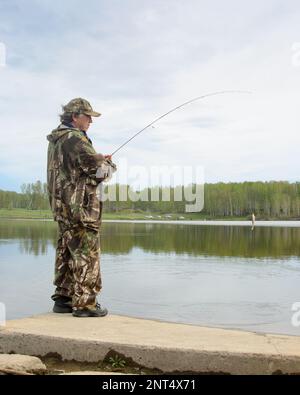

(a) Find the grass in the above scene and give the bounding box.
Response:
[0,208,53,219]
[0,208,253,221]
[103,211,250,221]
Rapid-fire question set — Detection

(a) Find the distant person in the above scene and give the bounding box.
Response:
[47,98,116,317]
[251,212,256,231]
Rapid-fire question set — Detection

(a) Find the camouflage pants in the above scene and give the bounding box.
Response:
[52,222,102,308]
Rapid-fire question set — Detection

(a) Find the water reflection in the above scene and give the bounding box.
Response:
[0,220,299,258]
[0,220,300,335]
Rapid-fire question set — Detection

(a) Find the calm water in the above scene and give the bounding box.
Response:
[0,219,300,335]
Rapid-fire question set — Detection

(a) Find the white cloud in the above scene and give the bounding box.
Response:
[0,0,299,190]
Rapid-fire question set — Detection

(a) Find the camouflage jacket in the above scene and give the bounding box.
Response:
[47,124,105,230]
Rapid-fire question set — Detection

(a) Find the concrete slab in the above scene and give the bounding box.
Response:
[0,313,300,374]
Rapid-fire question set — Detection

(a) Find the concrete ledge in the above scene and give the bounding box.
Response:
[0,313,300,375]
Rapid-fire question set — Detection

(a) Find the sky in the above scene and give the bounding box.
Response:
[0,0,299,191]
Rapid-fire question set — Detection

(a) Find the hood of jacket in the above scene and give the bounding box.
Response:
[47,124,79,143]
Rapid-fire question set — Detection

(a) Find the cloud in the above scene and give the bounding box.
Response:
[0,0,299,190]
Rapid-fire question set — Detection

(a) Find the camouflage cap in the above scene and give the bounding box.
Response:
[63,98,101,117]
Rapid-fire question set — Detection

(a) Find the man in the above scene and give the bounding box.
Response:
[47,98,113,317]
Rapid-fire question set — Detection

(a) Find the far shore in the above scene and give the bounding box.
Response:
[0,209,299,227]
[104,219,300,227]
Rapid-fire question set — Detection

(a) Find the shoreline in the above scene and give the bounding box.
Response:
[1,217,300,227]
[1,208,299,223]
[104,219,300,227]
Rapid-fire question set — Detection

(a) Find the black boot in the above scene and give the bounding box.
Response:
[72,303,108,317]
[52,295,73,314]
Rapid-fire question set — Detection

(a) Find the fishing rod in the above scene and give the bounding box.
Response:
[111,90,251,156]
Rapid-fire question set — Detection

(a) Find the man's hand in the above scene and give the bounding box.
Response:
[96,155,117,181]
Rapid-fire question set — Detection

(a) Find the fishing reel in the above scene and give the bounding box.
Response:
[96,158,117,183]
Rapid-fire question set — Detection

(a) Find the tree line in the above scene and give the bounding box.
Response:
[0,180,299,219]
[0,181,49,210]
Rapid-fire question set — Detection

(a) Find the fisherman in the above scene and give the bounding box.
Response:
[47,98,115,317]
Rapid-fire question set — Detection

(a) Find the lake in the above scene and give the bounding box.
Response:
[0,219,300,336]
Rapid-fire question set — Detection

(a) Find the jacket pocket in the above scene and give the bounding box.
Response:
[69,178,86,223]
[83,183,101,223]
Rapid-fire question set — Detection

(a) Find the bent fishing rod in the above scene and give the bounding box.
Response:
[110,90,251,157]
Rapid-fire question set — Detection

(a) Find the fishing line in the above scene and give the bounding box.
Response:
[111,90,252,156]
